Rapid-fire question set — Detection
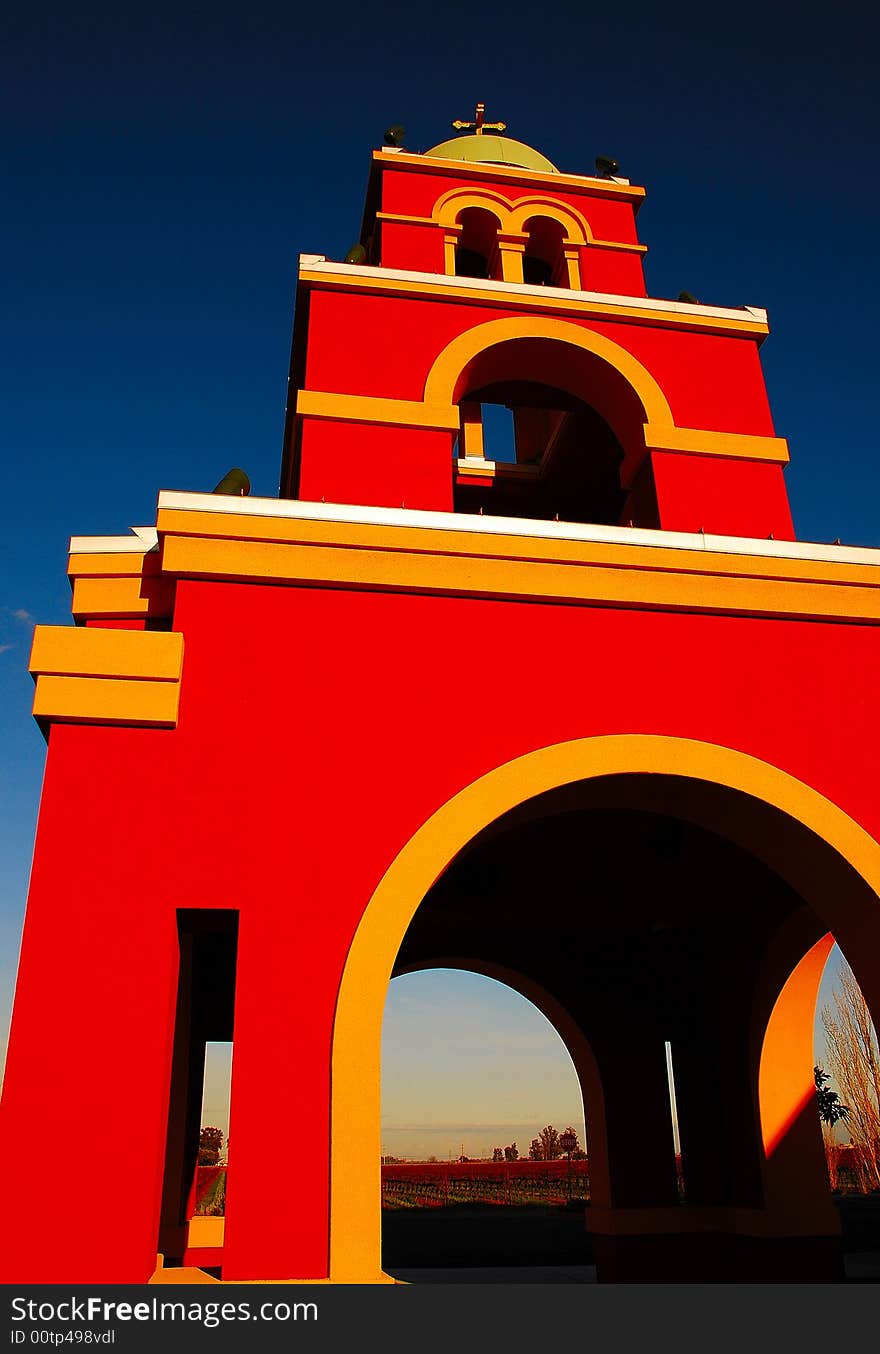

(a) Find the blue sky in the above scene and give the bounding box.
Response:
[2,2,878,1137]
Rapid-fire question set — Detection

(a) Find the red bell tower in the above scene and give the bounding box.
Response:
[285,107,793,541]
[3,110,880,1287]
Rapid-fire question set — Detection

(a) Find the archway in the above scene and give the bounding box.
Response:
[380,965,594,1279]
[329,736,880,1282]
[434,318,673,520]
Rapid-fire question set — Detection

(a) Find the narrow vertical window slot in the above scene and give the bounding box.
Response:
[665,1039,685,1202]
[158,910,238,1267]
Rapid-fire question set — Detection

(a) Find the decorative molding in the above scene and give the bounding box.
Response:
[29,625,184,731]
[372,149,647,201]
[643,424,790,466]
[155,504,880,625]
[298,260,768,337]
[153,490,880,570]
[295,390,460,431]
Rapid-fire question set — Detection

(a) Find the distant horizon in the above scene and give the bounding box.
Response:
[195,958,856,1163]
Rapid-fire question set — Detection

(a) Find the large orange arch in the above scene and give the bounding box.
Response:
[422,314,675,428]
[328,734,880,1281]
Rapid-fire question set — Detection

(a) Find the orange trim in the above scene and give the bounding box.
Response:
[301,267,763,336]
[759,934,836,1157]
[378,208,646,255]
[29,625,183,730]
[295,389,460,431]
[644,424,789,465]
[423,315,675,422]
[30,625,183,681]
[372,149,647,201]
[156,511,880,624]
[70,576,175,621]
[31,674,181,728]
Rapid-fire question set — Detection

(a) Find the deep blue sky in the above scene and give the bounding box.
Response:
[2,1,878,1094]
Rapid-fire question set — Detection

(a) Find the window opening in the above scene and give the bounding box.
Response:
[454,208,502,281]
[665,1039,685,1201]
[453,381,629,527]
[522,216,570,289]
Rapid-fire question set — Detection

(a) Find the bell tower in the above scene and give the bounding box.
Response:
[284,105,793,541]
[4,109,880,1288]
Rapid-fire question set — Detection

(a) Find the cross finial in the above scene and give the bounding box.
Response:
[451,102,507,136]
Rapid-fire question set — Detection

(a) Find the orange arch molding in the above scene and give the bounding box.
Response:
[329,734,880,1282]
[759,932,835,1158]
[433,187,591,245]
[422,314,675,425]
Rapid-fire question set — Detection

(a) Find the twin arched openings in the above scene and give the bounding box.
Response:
[453,208,578,289]
[437,193,586,290]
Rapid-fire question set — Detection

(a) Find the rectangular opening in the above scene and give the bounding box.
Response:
[158,910,238,1266]
[480,403,517,463]
[190,1042,232,1219]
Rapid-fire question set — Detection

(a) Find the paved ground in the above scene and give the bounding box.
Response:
[844,1251,880,1281]
[388,1266,596,1283]
[389,1253,880,1284]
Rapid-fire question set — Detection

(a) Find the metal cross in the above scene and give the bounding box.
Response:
[451,102,507,136]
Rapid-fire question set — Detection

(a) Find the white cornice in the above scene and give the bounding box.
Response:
[69,527,158,554]
[297,257,768,329]
[146,492,880,570]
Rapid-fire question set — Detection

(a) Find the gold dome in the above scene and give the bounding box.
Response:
[424,133,558,174]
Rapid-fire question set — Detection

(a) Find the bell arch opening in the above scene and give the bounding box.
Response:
[454,207,503,280]
[521,216,570,288]
[449,333,662,526]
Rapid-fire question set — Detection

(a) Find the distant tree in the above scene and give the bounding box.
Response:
[529,1138,543,1161]
[504,1143,519,1162]
[539,1125,562,1160]
[492,1147,504,1162]
[198,1126,224,1166]
[814,1065,850,1127]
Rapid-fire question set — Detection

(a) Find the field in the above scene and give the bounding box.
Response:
[189,1165,227,1215]
[382,1159,589,1209]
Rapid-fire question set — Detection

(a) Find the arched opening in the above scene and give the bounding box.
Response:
[440,324,671,526]
[454,377,629,524]
[454,207,502,280]
[522,216,570,288]
[812,944,880,1272]
[330,737,880,1283]
[381,967,592,1280]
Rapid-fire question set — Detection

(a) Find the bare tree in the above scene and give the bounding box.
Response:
[821,963,880,1192]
